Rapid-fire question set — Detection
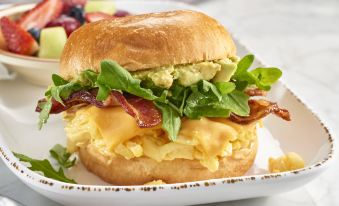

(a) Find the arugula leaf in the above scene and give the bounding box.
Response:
[49,144,76,168]
[50,82,82,105]
[50,86,64,105]
[167,82,190,116]
[38,99,52,130]
[222,90,250,116]
[175,88,189,116]
[184,91,231,119]
[96,82,110,101]
[233,54,254,78]
[183,86,249,119]
[13,152,76,183]
[140,79,168,103]
[52,74,68,86]
[141,79,166,97]
[250,67,282,87]
[232,55,282,91]
[157,90,169,103]
[154,102,181,141]
[96,60,157,101]
[234,80,248,91]
[79,70,98,87]
[199,80,222,101]
[215,82,236,95]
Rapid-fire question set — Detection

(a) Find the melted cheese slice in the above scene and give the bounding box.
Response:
[177,118,239,171]
[87,106,149,149]
[64,106,257,171]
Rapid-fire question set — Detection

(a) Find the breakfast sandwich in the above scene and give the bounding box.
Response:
[35,10,291,185]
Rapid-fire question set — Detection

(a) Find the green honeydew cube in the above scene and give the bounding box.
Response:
[85,1,116,15]
[38,27,67,59]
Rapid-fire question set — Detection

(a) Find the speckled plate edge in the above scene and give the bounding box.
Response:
[0,48,336,194]
[0,2,337,194]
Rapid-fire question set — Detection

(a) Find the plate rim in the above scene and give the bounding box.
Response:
[0,0,337,194]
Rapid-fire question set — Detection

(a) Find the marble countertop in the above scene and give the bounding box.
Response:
[1,0,339,205]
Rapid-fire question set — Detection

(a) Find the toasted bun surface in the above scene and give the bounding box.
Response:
[79,135,257,185]
[60,10,236,79]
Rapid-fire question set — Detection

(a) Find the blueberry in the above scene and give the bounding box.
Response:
[68,6,85,24]
[28,28,40,43]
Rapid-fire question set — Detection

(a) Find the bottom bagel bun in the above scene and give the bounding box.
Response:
[79,135,257,185]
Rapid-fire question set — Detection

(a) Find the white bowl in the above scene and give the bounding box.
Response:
[0,4,59,87]
[0,1,336,206]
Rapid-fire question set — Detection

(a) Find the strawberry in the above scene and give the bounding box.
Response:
[0,17,39,55]
[62,0,87,14]
[85,12,114,23]
[17,0,63,30]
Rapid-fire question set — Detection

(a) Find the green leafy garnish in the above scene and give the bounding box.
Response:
[184,90,231,119]
[52,74,68,86]
[49,144,76,168]
[154,102,181,141]
[233,54,282,91]
[38,100,52,130]
[167,82,190,116]
[13,152,76,183]
[96,60,157,101]
[215,82,236,95]
[221,90,250,116]
[233,54,254,77]
[183,88,249,119]
[251,67,282,89]
[79,70,98,87]
[37,55,283,141]
[199,80,222,101]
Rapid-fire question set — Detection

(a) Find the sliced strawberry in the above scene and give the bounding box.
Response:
[0,17,38,55]
[85,12,114,23]
[17,0,63,30]
[62,0,87,14]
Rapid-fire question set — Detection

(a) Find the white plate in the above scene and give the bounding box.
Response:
[0,1,336,206]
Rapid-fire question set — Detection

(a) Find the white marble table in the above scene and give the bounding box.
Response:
[1,0,339,205]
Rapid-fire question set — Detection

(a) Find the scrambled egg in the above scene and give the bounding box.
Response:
[64,106,257,172]
[269,152,305,173]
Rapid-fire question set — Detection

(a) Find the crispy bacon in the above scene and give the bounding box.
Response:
[229,99,291,124]
[36,88,289,128]
[35,90,161,128]
[112,92,161,128]
[36,89,106,114]
[245,88,267,96]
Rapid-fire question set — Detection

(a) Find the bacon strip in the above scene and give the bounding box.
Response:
[36,90,106,114]
[112,92,161,128]
[229,99,291,124]
[35,90,161,128]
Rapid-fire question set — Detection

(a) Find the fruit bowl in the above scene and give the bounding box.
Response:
[0,1,130,87]
[0,1,196,87]
[0,4,59,87]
